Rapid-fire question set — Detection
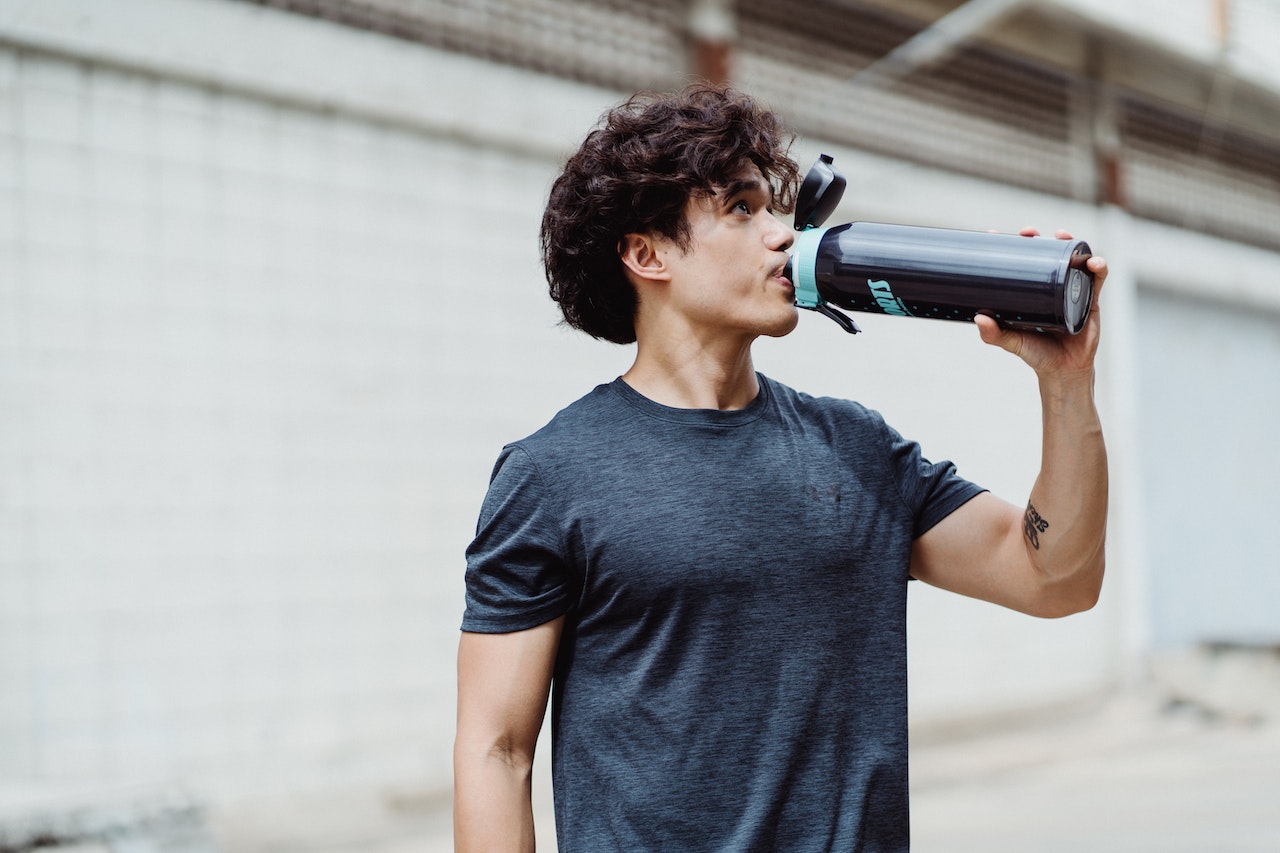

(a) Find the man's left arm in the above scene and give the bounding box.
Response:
[910,231,1108,618]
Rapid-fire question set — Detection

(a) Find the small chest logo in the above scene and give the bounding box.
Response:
[867,279,911,316]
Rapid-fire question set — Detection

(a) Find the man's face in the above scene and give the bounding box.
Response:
[656,163,798,342]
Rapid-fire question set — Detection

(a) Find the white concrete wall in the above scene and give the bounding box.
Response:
[3,0,1278,804]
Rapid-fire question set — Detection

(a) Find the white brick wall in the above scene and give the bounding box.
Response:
[0,18,629,794]
[0,33,1084,795]
[0,0,1113,798]
[4,0,1278,811]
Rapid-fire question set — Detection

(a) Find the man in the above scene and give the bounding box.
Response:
[454,84,1107,851]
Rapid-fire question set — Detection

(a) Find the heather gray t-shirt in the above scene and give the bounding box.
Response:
[462,374,984,852]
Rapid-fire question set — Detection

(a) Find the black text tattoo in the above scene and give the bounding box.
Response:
[1024,503,1049,550]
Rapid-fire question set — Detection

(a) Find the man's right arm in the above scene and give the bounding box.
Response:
[454,617,564,852]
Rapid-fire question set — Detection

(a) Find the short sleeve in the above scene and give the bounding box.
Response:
[879,418,986,539]
[461,445,575,633]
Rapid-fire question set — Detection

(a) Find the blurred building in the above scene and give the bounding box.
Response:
[1,0,1278,839]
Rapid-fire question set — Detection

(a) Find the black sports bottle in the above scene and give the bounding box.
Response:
[783,155,1096,335]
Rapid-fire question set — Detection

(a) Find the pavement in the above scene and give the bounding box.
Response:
[908,689,1280,852]
[207,668,1280,852]
[10,648,1276,851]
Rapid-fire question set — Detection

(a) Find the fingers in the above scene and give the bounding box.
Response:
[1012,226,1108,319]
[974,313,1022,356]
[1017,227,1076,241]
[1019,226,1106,306]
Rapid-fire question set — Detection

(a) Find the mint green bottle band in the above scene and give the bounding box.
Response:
[791,226,827,308]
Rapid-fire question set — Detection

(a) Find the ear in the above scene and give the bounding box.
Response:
[618,232,672,285]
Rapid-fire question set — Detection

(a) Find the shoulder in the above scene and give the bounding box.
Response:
[473,385,624,541]
[512,381,622,447]
[493,380,632,480]
[759,374,892,439]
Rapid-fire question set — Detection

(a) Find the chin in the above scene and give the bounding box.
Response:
[763,310,800,338]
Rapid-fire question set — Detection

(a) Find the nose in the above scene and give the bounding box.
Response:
[766,213,794,252]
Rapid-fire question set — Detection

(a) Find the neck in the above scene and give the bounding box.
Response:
[622,332,760,410]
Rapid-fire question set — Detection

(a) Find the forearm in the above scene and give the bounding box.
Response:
[453,623,561,852]
[1025,368,1108,595]
[925,245,1109,617]
[453,745,537,852]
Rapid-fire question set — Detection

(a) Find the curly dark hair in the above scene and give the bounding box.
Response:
[539,84,801,344]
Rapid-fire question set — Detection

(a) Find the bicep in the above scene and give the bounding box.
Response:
[456,617,563,761]
[909,491,1048,615]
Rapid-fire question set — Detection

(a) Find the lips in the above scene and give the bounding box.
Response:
[772,261,793,289]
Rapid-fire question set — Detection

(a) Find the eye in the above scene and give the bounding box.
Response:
[731,200,752,215]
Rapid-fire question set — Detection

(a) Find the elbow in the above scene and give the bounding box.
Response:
[488,736,537,776]
[455,732,536,777]
[1030,555,1105,619]
[1036,586,1100,619]
[1029,590,1096,619]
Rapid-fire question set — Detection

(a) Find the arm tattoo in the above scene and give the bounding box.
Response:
[1024,503,1049,550]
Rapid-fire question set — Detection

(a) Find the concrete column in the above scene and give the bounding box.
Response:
[1095,203,1151,686]
[687,0,737,84]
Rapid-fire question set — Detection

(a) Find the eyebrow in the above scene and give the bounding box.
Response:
[718,175,773,205]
